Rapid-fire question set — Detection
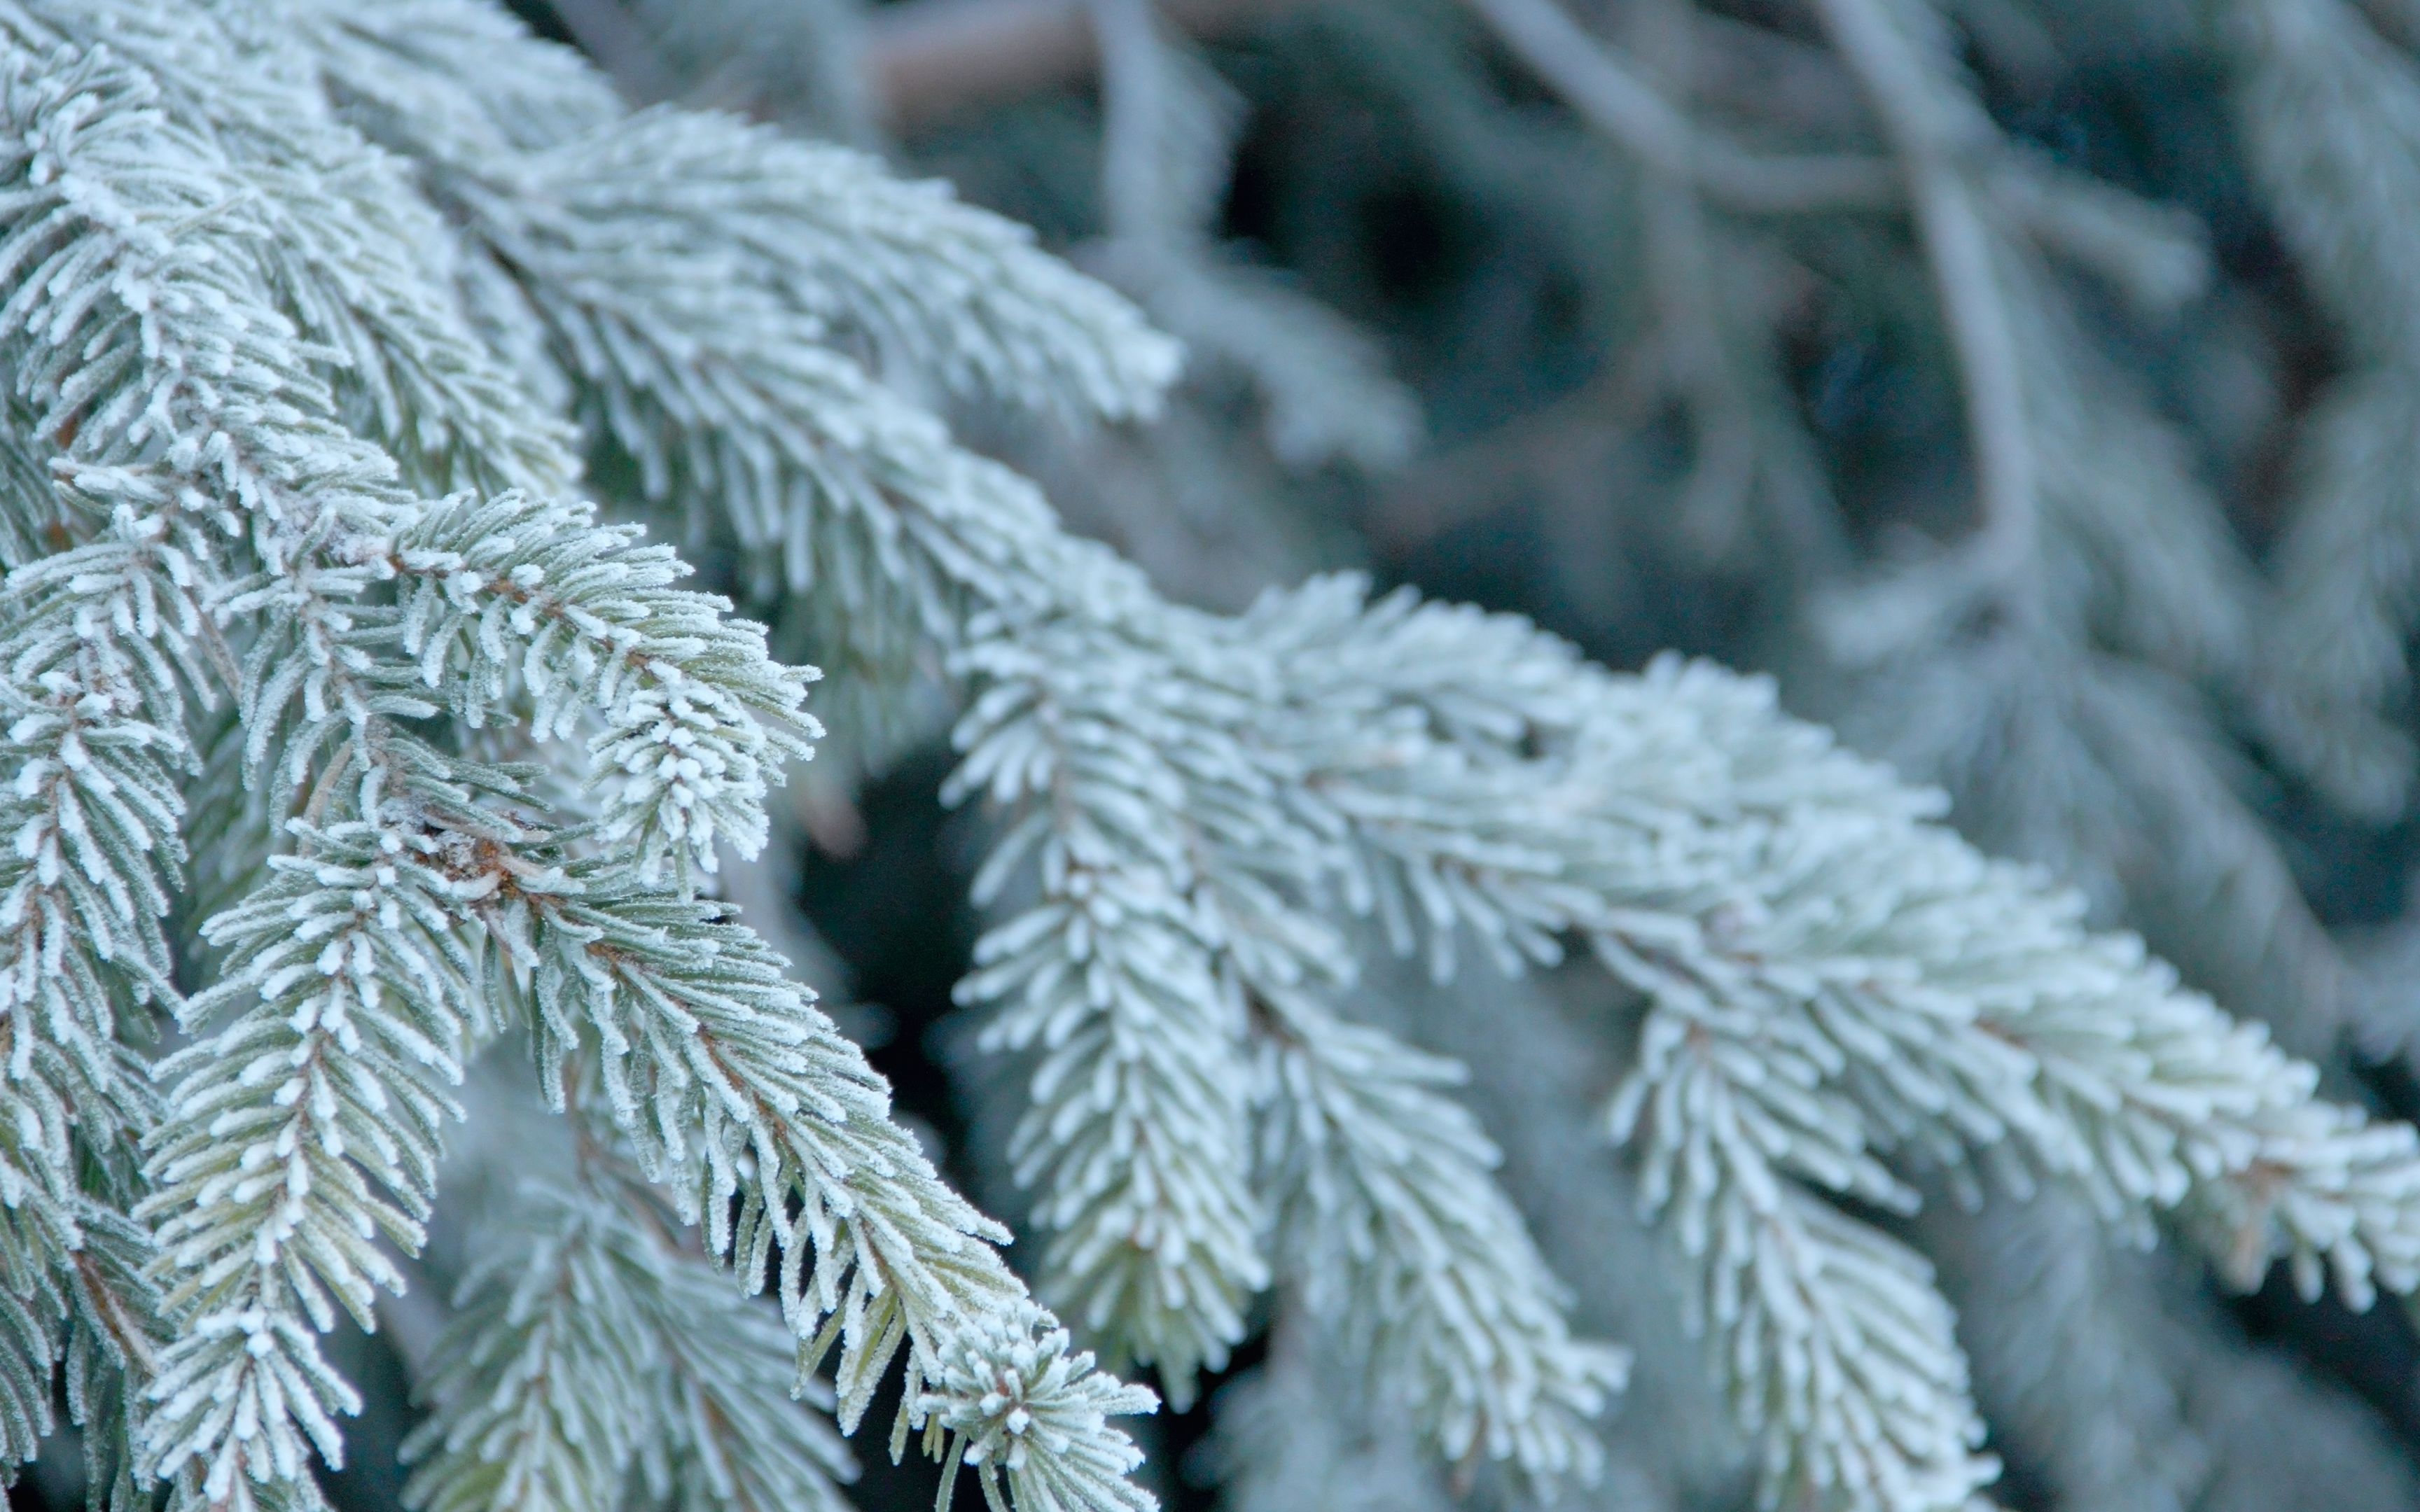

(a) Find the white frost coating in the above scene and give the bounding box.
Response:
[0,11,1149,1511]
[0,5,2414,1512]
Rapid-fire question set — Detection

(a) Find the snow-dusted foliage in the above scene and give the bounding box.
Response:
[2233,0,2420,821]
[0,4,2416,1512]
[0,5,1153,1508]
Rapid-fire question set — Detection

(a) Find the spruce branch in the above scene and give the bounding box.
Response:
[1632,1091,2001,1512]
[401,1126,858,1512]
[0,6,2412,1511]
[141,784,530,1505]
[307,10,2420,1490]
[277,0,624,174]
[1082,0,1417,471]
[0,20,1152,1511]
[1247,588,2420,1503]
[947,598,1274,1401]
[2228,0,2420,820]
[39,0,587,503]
[0,38,251,1186]
[0,52,371,1501]
[630,1221,858,1512]
[284,10,1228,1452]
[0,501,202,1157]
[398,1180,660,1511]
[1253,988,1629,1485]
[1282,597,2420,1296]
[1201,1318,1464,1512]
[384,488,820,886]
[363,93,1171,656]
[1809,0,2036,590]
[1462,0,1898,213]
[947,576,1632,1457]
[509,864,1161,1508]
[379,99,1178,430]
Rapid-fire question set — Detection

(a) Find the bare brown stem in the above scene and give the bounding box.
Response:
[870,0,1286,125]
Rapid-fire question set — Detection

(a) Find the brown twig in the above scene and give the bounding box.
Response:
[74,1251,158,1378]
[869,0,1290,126]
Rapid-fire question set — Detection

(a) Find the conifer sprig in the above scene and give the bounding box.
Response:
[0,13,1157,1510]
[0,5,2416,1511]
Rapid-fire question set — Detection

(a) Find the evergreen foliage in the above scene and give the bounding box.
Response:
[1,3,2419,1512]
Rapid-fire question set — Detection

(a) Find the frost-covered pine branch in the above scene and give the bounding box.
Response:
[402,1137,857,1512]
[1918,1182,2420,1512]
[2230,0,2420,822]
[1199,1320,1464,1512]
[1252,987,1629,1480]
[0,4,2416,1512]
[0,6,1158,1509]
[1081,0,1419,474]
